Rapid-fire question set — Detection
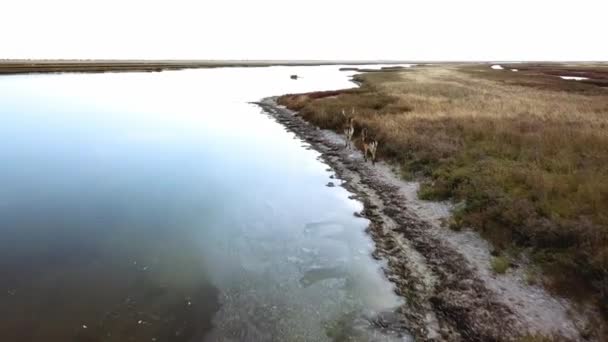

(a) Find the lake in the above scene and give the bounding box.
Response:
[0,66,407,341]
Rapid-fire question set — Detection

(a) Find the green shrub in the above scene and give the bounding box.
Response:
[491,256,510,274]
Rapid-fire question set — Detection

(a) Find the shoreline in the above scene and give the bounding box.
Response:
[0,60,416,75]
[254,97,591,341]
[2,60,604,76]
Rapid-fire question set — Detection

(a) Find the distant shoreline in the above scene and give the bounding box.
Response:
[3,60,605,75]
[0,60,418,75]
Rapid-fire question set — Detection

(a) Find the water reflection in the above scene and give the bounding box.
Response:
[0,66,406,341]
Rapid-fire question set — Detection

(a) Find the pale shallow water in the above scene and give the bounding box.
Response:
[560,75,589,80]
[355,64,415,70]
[0,66,407,341]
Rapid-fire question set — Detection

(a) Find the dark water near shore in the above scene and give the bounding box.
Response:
[0,67,406,341]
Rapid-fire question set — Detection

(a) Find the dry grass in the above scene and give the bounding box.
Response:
[278,64,608,314]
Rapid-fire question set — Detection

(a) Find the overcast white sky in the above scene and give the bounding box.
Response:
[1,0,606,61]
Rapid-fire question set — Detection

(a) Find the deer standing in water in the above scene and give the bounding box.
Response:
[361,127,379,164]
[342,109,355,148]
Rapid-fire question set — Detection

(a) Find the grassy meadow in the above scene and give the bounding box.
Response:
[278,64,608,313]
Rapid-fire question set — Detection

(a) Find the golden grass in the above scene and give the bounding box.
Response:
[278,64,608,314]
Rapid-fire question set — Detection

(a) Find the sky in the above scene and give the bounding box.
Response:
[1,0,607,61]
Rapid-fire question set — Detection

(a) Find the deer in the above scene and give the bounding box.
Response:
[342,109,355,148]
[368,139,379,165]
[361,127,379,164]
[361,128,370,161]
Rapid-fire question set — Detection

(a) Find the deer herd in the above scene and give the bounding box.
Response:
[341,109,379,165]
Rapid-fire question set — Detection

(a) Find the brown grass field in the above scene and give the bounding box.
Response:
[278,63,608,315]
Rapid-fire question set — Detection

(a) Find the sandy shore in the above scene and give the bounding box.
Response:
[255,97,596,341]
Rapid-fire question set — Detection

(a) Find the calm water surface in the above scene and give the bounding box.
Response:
[0,66,407,341]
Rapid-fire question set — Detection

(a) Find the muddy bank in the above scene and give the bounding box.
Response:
[254,97,595,341]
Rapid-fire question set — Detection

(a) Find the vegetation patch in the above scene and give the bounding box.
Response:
[277,64,608,317]
[491,256,510,274]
